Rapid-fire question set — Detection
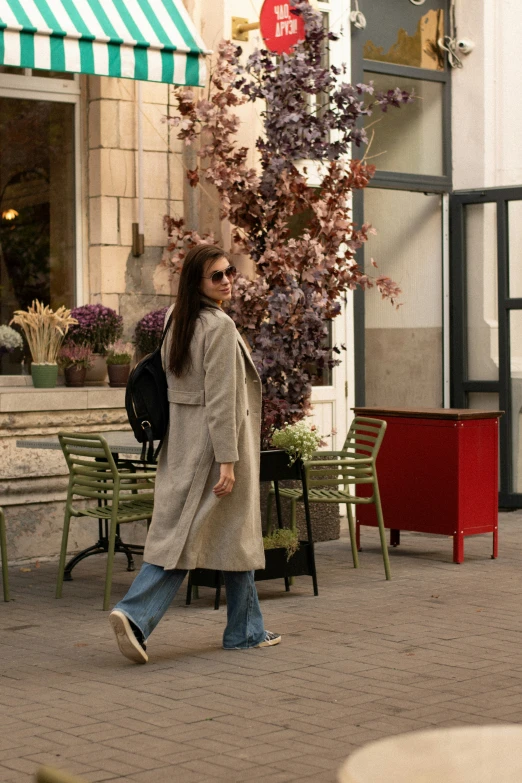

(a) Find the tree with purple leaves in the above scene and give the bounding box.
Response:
[164,0,411,446]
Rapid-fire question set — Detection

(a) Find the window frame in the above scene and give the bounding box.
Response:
[0,71,83,312]
[351,4,452,405]
[362,60,452,193]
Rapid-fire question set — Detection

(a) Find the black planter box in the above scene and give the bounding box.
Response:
[188,541,314,593]
[256,541,314,580]
[260,449,302,481]
[186,449,318,609]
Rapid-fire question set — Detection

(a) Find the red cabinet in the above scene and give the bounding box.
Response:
[354,407,502,563]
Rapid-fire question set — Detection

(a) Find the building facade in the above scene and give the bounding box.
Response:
[0,0,520,561]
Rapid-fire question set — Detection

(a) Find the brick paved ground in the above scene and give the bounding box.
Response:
[2,512,522,783]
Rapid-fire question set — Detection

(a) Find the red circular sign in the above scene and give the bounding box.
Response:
[259,0,306,54]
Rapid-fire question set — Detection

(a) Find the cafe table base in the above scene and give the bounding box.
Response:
[63,520,143,580]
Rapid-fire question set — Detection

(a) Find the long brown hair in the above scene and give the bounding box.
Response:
[168,244,229,377]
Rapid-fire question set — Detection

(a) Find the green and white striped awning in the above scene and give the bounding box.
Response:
[0,0,209,86]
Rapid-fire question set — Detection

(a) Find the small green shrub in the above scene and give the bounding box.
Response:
[263,528,299,561]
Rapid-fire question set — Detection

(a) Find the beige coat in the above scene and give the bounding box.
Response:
[143,299,265,571]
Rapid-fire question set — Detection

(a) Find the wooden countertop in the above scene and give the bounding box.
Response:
[353,407,503,421]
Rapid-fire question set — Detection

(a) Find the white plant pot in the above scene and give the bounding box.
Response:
[85,354,107,383]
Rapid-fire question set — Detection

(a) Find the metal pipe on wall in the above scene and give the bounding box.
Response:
[132,81,145,256]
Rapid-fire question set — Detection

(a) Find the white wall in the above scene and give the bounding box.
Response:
[453,0,522,189]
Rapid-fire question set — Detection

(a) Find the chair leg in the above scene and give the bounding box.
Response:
[346,503,359,569]
[103,514,119,611]
[0,510,9,602]
[266,486,274,534]
[374,484,391,581]
[56,509,72,599]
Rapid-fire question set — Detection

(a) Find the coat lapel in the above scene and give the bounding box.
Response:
[200,296,260,379]
[236,331,261,378]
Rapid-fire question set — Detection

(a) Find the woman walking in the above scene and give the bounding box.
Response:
[109,245,280,663]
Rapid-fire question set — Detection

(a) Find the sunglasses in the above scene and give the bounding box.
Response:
[202,266,237,285]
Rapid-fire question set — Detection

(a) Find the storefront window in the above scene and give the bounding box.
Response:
[0,98,75,374]
[363,4,445,71]
[363,71,444,177]
[363,188,443,407]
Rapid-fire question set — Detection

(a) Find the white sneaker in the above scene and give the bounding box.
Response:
[254,631,282,648]
[109,610,148,664]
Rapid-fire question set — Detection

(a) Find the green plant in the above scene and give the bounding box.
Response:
[57,343,94,370]
[106,340,133,366]
[271,420,324,465]
[263,528,299,561]
[10,300,77,364]
[68,304,123,355]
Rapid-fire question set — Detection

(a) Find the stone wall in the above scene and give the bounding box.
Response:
[86,76,186,336]
[0,387,147,564]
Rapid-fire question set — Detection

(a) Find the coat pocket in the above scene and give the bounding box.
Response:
[168,389,205,405]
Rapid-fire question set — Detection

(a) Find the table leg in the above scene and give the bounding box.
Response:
[453,532,464,564]
[356,521,361,552]
[273,482,291,592]
[390,529,401,547]
[492,526,498,559]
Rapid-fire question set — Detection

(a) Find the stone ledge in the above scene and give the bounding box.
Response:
[0,386,125,413]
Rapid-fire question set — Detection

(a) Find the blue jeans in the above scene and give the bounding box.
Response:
[113,562,266,649]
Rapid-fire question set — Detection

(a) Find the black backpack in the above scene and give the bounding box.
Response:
[126,313,174,462]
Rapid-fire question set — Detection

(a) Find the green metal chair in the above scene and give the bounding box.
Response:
[57,432,156,610]
[267,416,391,580]
[1,507,9,601]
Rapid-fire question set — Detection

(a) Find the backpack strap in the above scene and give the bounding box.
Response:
[138,313,173,464]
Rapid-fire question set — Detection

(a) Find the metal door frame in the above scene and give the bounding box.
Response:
[450,185,522,507]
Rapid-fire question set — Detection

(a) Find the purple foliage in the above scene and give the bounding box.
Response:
[164,0,410,444]
[134,307,168,355]
[68,304,123,355]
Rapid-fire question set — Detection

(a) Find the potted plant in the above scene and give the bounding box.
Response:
[68,304,123,383]
[134,307,168,358]
[10,300,77,388]
[106,341,133,387]
[261,420,322,583]
[189,422,322,603]
[57,343,94,387]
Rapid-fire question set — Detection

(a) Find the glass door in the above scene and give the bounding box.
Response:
[450,187,522,507]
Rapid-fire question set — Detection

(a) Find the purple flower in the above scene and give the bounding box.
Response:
[68,304,123,355]
[134,307,168,355]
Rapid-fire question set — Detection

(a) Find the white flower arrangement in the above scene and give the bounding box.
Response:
[0,325,23,353]
[270,420,324,465]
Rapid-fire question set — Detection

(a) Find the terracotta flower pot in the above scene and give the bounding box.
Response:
[85,354,107,383]
[108,363,130,388]
[31,363,58,389]
[64,365,87,387]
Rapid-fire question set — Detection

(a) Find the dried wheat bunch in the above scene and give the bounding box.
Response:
[10,301,78,364]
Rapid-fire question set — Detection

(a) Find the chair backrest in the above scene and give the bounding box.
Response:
[305,417,387,490]
[58,432,120,504]
[341,416,387,460]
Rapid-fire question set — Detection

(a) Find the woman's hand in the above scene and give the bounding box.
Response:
[213,463,235,497]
